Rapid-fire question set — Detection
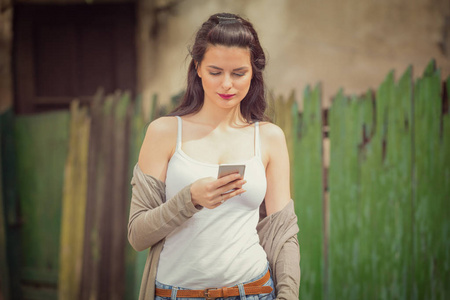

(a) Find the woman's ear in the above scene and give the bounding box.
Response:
[195,61,202,78]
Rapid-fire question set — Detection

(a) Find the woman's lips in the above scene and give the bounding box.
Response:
[218,93,236,100]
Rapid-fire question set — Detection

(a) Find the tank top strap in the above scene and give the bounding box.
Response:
[175,116,182,151]
[255,121,262,158]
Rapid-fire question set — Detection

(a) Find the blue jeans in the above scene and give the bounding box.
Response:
[154,264,275,300]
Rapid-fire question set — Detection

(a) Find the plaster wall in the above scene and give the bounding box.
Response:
[1,0,449,113]
[140,0,450,110]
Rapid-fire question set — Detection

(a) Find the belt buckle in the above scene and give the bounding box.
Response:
[204,288,216,300]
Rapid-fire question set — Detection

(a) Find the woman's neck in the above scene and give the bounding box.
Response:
[195,102,248,129]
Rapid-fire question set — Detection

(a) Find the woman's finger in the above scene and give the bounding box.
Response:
[217,178,246,196]
[214,173,242,189]
[216,188,246,205]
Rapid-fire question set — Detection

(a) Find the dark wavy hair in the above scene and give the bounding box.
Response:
[168,12,269,122]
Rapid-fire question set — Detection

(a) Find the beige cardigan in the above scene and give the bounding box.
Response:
[128,164,300,300]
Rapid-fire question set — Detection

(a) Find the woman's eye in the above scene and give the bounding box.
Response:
[208,72,245,77]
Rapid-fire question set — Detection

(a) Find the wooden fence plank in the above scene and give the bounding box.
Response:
[58,101,90,300]
[80,92,105,300]
[360,67,413,300]
[390,67,414,300]
[356,90,376,299]
[329,89,366,299]
[413,61,449,300]
[441,76,450,299]
[274,91,296,163]
[0,109,21,299]
[330,81,400,300]
[124,95,149,300]
[108,92,131,300]
[291,85,323,300]
[14,111,69,299]
[97,94,115,299]
[0,116,11,300]
[125,96,140,300]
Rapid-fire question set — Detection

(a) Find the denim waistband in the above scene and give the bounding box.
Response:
[155,263,275,300]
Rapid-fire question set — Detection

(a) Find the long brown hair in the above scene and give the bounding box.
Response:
[168,13,269,122]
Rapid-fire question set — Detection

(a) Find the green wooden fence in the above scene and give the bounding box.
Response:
[0,60,449,299]
[326,61,449,300]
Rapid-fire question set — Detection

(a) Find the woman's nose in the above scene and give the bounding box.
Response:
[222,75,232,90]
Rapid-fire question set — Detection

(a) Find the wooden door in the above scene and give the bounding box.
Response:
[14,3,136,114]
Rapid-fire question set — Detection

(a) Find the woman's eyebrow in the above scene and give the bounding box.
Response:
[207,65,249,71]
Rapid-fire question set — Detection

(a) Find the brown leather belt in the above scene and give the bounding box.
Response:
[155,269,272,299]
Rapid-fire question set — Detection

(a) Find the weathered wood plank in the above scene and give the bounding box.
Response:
[14,111,69,299]
[360,67,413,300]
[108,92,131,300]
[355,90,376,299]
[441,76,450,299]
[390,67,414,300]
[0,113,11,300]
[80,91,105,300]
[124,94,150,300]
[413,61,449,300]
[329,89,365,299]
[97,94,115,299]
[58,101,90,300]
[291,85,323,300]
[0,109,21,299]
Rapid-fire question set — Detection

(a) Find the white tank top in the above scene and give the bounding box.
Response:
[156,116,268,289]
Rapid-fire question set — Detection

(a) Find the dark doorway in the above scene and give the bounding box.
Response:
[13,3,136,114]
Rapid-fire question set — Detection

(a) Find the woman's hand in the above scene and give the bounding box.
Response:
[190,173,246,209]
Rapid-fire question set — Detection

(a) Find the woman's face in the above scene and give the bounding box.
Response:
[197,45,252,110]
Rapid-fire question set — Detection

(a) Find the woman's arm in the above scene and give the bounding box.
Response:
[261,123,291,215]
[128,170,200,251]
[259,123,300,298]
[129,117,199,251]
[138,117,176,182]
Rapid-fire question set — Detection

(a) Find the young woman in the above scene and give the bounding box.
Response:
[128,13,300,300]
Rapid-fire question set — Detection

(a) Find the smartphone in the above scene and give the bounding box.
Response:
[217,164,246,179]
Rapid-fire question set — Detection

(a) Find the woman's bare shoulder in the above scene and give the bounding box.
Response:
[142,116,179,152]
[258,122,287,167]
[258,121,286,140]
[138,116,178,178]
[146,116,178,135]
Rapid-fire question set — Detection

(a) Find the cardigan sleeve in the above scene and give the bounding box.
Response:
[127,164,202,251]
[273,234,301,299]
[257,200,300,299]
